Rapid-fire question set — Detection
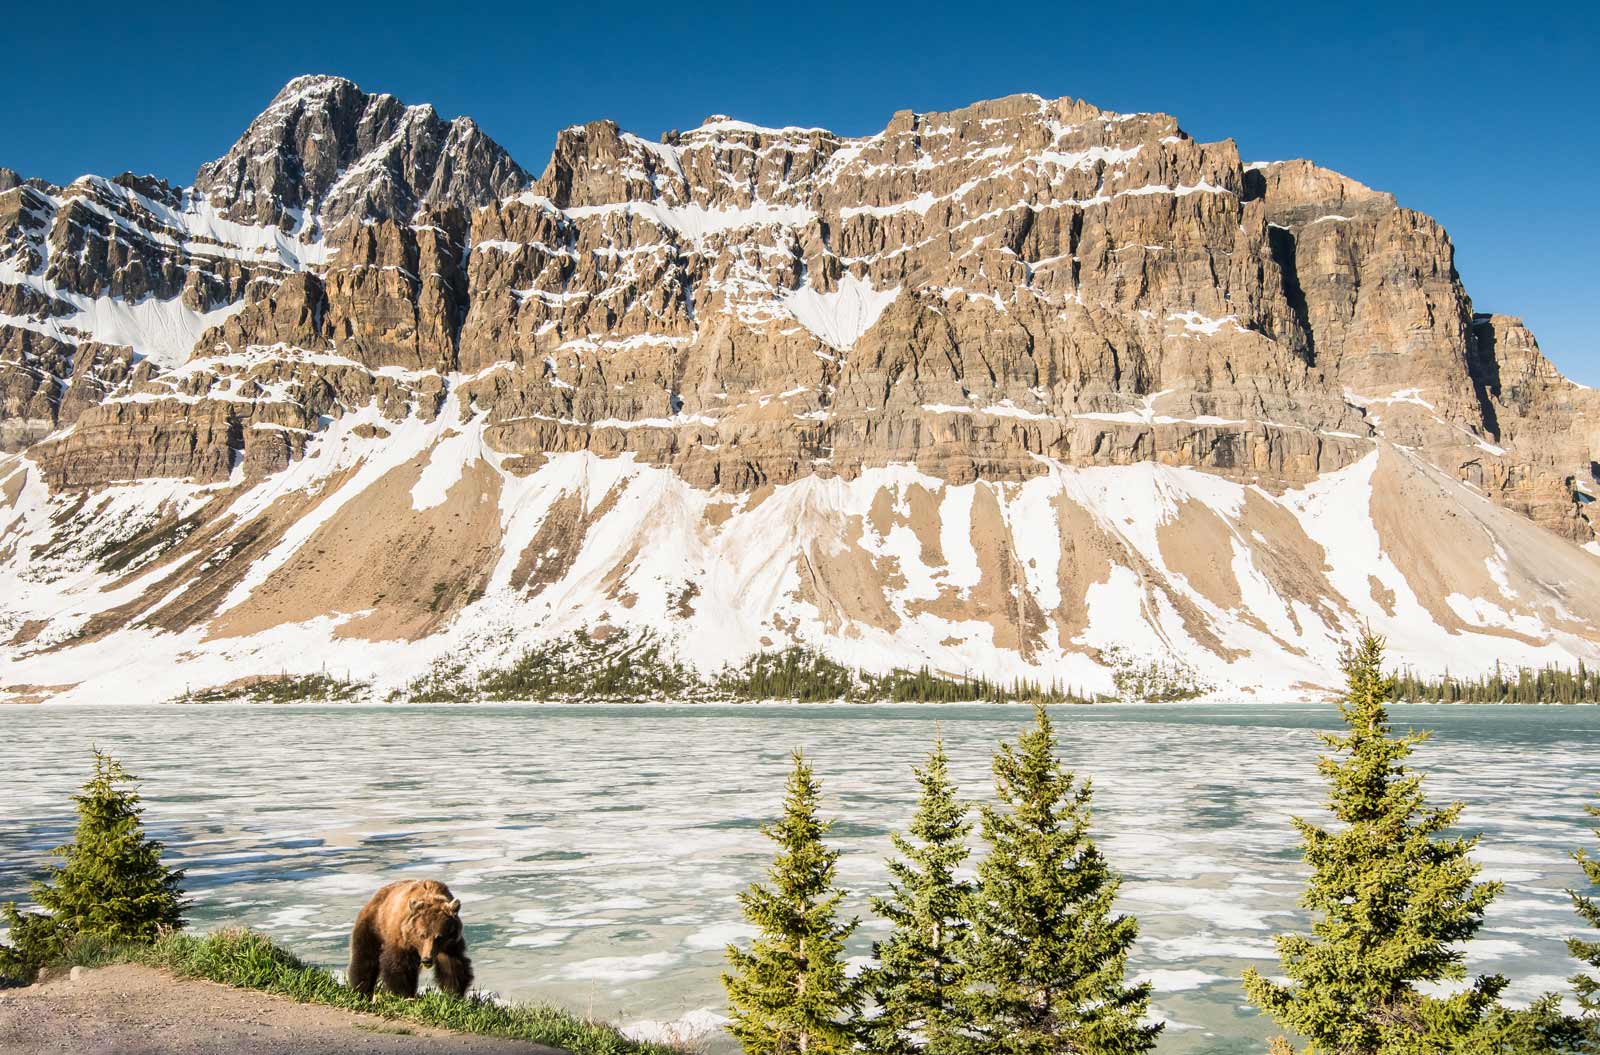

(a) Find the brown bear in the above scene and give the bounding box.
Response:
[347,879,473,999]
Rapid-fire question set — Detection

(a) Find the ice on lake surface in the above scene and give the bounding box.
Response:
[2,701,1597,1052]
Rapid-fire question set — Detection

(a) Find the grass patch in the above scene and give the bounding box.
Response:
[54,929,677,1055]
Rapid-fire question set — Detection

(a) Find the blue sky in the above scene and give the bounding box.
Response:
[5,2,1595,383]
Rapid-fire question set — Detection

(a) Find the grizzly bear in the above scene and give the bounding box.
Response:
[348,879,473,999]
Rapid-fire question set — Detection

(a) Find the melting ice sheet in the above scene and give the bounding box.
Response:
[2,702,1597,1053]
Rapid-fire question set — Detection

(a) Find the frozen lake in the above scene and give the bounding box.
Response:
[2,702,1596,1052]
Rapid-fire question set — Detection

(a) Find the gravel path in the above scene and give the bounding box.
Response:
[0,964,564,1055]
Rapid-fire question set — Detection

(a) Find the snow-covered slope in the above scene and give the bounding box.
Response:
[3,423,1597,702]
[1,78,1598,702]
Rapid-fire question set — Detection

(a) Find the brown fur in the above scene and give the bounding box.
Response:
[347,879,473,999]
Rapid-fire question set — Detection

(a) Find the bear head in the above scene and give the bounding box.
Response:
[400,894,464,968]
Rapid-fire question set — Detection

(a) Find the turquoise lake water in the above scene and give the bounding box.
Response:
[1,702,1596,1051]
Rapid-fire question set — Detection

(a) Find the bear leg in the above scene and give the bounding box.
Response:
[379,947,421,998]
[433,941,474,998]
[347,919,382,998]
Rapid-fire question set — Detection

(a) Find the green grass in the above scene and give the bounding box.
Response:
[53,929,679,1055]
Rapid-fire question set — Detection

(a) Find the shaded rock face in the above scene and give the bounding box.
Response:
[1466,313,1600,539]
[1,82,1595,529]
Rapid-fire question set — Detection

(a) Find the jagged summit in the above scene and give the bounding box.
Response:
[193,74,529,231]
[273,72,359,98]
[0,78,1597,703]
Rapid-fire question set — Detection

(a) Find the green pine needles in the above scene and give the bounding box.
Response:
[1394,660,1600,705]
[959,705,1160,1054]
[866,737,974,1055]
[723,750,862,1055]
[1571,798,1600,1020]
[1,749,187,982]
[1244,632,1506,1053]
[725,714,1160,1055]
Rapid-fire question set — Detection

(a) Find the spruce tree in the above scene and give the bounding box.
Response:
[723,750,860,1055]
[1571,797,1600,1020]
[866,737,974,1055]
[959,704,1159,1054]
[0,749,186,980]
[1243,632,1505,1053]
[1453,995,1589,1055]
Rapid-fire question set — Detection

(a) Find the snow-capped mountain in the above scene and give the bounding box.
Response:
[2,75,1597,703]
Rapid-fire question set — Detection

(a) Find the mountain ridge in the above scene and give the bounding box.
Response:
[1,76,1596,703]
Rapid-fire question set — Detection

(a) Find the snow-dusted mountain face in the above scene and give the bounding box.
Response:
[2,75,1598,703]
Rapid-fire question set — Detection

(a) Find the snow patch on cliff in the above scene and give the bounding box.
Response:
[783,274,899,351]
[0,262,247,369]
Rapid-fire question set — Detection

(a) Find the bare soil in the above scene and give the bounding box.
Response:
[0,964,563,1055]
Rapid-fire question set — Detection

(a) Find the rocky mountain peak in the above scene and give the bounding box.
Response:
[109,171,180,204]
[274,72,359,100]
[193,74,529,234]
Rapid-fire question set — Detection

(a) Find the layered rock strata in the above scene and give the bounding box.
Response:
[1,77,1595,701]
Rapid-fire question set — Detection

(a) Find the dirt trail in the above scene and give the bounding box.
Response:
[0,964,563,1055]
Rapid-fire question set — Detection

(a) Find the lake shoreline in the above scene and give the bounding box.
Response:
[5,702,1596,1054]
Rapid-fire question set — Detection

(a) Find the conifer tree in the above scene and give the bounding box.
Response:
[723,750,860,1055]
[1570,797,1600,1020]
[1243,632,1506,1053]
[1453,994,1589,1055]
[866,737,974,1055]
[959,705,1159,1054]
[0,749,186,980]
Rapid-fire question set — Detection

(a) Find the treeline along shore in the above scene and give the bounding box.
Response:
[173,627,1600,706]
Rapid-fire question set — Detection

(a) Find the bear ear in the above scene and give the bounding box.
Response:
[447,898,461,913]
[408,898,425,912]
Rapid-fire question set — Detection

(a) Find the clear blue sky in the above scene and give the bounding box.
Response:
[5,1,1595,383]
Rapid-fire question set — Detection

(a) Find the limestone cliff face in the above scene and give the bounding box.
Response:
[1,79,1596,702]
